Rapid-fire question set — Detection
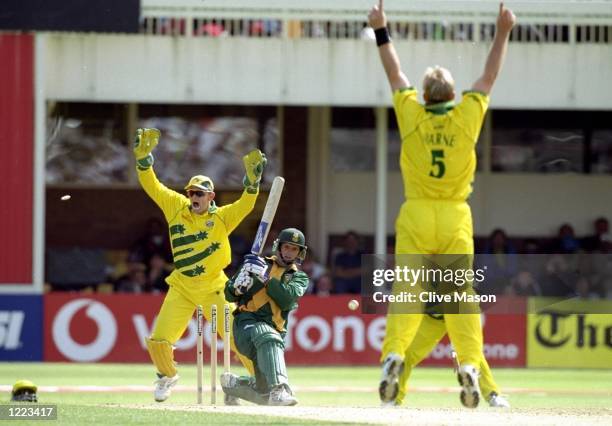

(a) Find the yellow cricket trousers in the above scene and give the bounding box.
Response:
[150,273,254,375]
[382,199,485,399]
[397,314,500,404]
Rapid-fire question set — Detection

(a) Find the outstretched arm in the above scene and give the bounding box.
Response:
[472,2,516,95]
[368,0,410,92]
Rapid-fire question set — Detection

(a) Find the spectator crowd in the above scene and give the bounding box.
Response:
[46,217,612,300]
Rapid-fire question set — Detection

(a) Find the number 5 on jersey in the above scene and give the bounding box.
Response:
[429,149,446,178]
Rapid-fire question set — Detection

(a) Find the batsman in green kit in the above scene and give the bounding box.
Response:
[221,228,309,406]
[133,128,266,403]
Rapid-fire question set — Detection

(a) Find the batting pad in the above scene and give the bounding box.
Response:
[145,337,177,378]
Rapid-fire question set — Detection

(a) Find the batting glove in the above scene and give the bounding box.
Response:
[134,128,160,170]
[233,269,254,295]
[243,254,267,280]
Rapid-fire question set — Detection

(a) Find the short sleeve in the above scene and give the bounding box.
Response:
[392,87,421,137]
[457,91,490,142]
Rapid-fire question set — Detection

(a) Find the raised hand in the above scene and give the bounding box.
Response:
[497,2,516,34]
[242,149,267,193]
[368,0,387,30]
[133,128,160,170]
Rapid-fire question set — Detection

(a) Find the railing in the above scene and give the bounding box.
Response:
[140,0,612,43]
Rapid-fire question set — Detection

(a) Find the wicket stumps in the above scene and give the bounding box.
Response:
[210,304,217,405]
[196,304,231,405]
[196,306,204,404]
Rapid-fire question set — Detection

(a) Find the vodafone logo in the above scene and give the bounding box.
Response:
[52,299,117,362]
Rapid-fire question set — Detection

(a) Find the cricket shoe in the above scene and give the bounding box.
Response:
[487,392,510,408]
[457,365,481,408]
[221,373,241,406]
[220,372,238,389]
[379,353,404,403]
[268,384,298,406]
[224,393,241,406]
[153,374,179,402]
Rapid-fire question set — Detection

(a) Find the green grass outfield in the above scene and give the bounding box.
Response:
[0,363,611,425]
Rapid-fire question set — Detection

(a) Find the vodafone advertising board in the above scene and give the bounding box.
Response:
[44,294,525,366]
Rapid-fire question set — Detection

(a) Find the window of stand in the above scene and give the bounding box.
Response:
[491,110,612,174]
[330,107,400,172]
[46,103,129,185]
[45,103,280,187]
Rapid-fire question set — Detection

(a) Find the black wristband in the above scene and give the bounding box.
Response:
[374,27,391,46]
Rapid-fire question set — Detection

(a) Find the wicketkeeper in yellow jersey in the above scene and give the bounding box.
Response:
[368,1,516,408]
[133,127,266,403]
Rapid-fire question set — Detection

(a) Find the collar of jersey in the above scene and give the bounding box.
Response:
[266,255,298,272]
[425,100,455,115]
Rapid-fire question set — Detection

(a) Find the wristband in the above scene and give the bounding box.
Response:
[375,27,391,46]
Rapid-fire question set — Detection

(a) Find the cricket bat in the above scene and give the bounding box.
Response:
[250,176,285,255]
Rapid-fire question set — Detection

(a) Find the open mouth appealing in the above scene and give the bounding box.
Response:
[192,201,201,210]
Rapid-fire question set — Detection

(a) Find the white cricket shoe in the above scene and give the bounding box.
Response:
[457,364,481,408]
[268,384,298,406]
[154,375,179,402]
[487,392,510,408]
[379,353,404,403]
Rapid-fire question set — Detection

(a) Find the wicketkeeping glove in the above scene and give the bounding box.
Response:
[242,149,267,194]
[133,128,160,171]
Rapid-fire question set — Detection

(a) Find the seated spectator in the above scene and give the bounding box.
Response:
[522,238,540,254]
[146,253,171,293]
[552,223,581,254]
[314,273,334,297]
[575,276,600,299]
[540,254,576,297]
[332,231,364,294]
[301,250,326,294]
[196,21,226,37]
[115,261,147,293]
[249,20,281,37]
[518,239,545,282]
[582,217,612,253]
[505,271,541,296]
[479,228,517,295]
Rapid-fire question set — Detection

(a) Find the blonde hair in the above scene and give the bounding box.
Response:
[422,66,455,104]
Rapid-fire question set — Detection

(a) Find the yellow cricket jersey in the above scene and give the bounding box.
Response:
[393,88,489,201]
[138,167,257,293]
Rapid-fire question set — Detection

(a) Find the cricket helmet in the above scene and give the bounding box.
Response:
[11,379,38,402]
[272,228,307,264]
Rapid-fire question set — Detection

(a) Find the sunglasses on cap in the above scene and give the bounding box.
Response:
[187,190,208,198]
